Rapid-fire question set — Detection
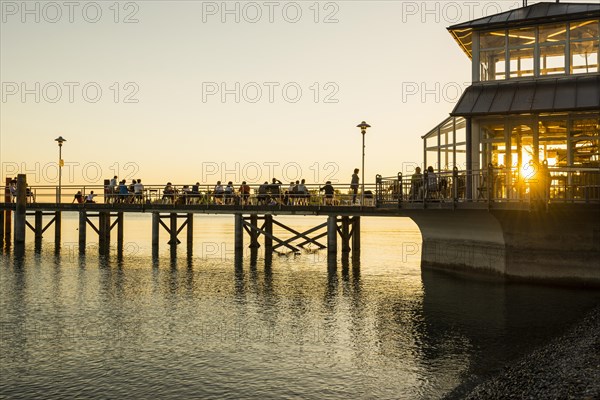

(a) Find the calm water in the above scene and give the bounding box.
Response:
[1,215,598,399]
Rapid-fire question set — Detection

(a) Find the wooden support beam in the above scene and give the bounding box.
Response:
[169,213,178,248]
[327,215,337,257]
[41,217,56,235]
[25,220,36,233]
[352,216,361,259]
[117,212,124,256]
[79,211,86,254]
[34,211,43,240]
[296,231,327,248]
[98,212,110,254]
[14,174,26,246]
[264,214,273,253]
[0,210,4,246]
[249,214,260,249]
[271,220,327,250]
[54,211,62,247]
[4,178,12,246]
[187,213,193,255]
[152,212,159,255]
[341,216,351,253]
[235,213,243,253]
[242,219,299,253]
[85,217,100,235]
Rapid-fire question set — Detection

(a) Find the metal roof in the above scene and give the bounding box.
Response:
[447,2,600,58]
[448,2,600,31]
[450,75,600,117]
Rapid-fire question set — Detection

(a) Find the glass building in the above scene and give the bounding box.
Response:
[423,2,599,201]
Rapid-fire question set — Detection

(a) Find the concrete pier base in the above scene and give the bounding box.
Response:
[411,206,600,286]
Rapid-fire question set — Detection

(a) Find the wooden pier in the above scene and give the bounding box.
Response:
[2,173,599,286]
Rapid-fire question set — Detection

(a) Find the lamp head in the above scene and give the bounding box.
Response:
[356,121,371,134]
[55,136,67,146]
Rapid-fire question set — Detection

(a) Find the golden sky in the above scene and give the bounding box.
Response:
[2,0,582,187]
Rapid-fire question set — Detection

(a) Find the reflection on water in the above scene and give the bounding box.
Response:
[1,216,598,399]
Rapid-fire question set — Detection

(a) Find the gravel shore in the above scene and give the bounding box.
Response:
[446,305,600,400]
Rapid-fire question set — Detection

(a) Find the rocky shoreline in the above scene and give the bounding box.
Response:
[445,305,600,399]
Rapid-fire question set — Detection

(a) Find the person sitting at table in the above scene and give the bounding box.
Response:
[162,182,175,203]
[190,182,201,204]
[224,182,235,205]
[9,182,17,202]
[118,180,129,203]
[214,181,224,204]
[297,179,309,205]
[257,182,268,205]
[72,191,84,204]
[177,185,190,204]
[319,181,335,205]
[239,181,250,205]
[133,179,144,203]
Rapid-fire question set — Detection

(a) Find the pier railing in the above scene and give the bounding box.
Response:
[5,167,599,208]
[377,166,600,206]
[4,182,380,207]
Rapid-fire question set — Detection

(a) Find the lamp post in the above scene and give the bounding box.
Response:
[55,136,66,203]
[356,121,371,205]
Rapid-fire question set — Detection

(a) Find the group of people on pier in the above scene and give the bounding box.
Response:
[104,176,145,204]
[157,178,342,206]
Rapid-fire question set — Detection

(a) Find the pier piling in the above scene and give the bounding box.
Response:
[117,212,124,256]
[187,213,193,255]
[264,215,273,254]
[327,215,337,259]
[14,175,26,244]
[341,216,351,253]
[79,211,86,253]
[352,216,361,258]
[234,213,243,253]
[152,212,159,255]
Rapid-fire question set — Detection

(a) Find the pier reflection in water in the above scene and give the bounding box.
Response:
[1,216,598,399]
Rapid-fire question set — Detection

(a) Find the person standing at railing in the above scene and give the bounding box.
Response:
[426,166,438,199]
[109,175,118,203]
[410,167,423,200]
[297,179,309,205]
[351,168,359,204]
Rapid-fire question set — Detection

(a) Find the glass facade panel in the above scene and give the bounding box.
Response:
[540,45,566,75]
[455,144,467,170]
[508,27,536,46]
[480,31,505,49]
[571,118,600,167]
[539,120,568,167]
[539,23,567,43]
[570,20,599,41]
[571,39,599,74]
[480,49,506,81]
[509,48,535,78]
